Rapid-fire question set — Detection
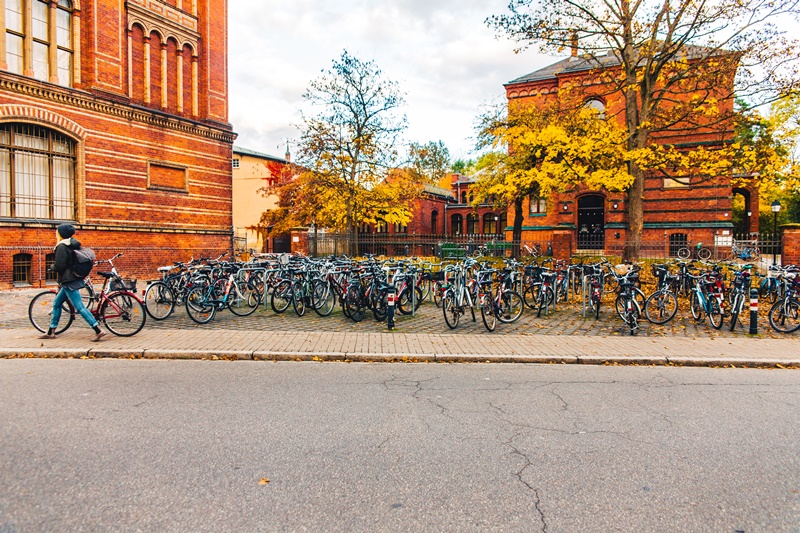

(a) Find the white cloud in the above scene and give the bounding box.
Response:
[229,0,556,161]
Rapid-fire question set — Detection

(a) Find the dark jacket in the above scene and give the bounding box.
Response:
[50,237,82,285]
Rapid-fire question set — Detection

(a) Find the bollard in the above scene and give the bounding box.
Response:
[749,287,759,335]
[387,286,396,330]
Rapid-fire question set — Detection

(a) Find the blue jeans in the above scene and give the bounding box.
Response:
[50,286,98,330]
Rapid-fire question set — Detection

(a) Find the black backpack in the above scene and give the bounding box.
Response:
[72,246,96,278]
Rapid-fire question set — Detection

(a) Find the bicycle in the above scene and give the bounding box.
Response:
[441,263,479,329]
[643,264,679,325]
[727,264,753,332]
[677,242,712,261]
[687,270,725,329]
[29,253,147,337]
[185,263,261,324]
[730,239,761,262]
[767,271,800,333]
[615,268,642,335]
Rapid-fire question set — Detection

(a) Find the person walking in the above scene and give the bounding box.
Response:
[39,224,106,341]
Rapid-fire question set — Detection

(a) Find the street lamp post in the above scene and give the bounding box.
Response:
[771,200,782,265]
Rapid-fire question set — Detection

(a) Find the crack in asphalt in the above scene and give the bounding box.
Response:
[504,432,547,533]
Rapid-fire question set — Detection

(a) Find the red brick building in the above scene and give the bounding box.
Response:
[503,52,758,257]
[0,0,235,289]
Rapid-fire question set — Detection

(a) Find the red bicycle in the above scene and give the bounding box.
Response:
[28,253,147,337]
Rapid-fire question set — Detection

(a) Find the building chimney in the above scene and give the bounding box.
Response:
[571,32,578,57]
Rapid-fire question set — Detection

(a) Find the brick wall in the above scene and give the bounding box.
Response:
[0,0,234,289]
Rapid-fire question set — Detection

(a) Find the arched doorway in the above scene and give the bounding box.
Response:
[732,187,757,236]
[577,195,604,250]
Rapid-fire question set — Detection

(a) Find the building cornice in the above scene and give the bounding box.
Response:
[0,74,237,144]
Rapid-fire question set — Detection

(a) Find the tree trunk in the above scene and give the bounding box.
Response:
[624,166,644,262]
[512,197,524,258]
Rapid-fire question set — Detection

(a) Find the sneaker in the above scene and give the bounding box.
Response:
[91,331,107,342]
[38,333,56,339]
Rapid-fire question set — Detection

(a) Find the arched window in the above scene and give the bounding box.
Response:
[466,214,478,235]
[0,123,76,219]
[585,99,606,119]
[430,210,438,234]
[483,213,498,235]
[5,0,74,86]
[12,253,32,285]
[451,214,462,235]
[45,252,57,281]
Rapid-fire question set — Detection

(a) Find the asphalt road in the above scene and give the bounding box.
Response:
[1,360,799,532]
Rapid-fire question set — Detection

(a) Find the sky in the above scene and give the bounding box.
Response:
[227,0,557,163]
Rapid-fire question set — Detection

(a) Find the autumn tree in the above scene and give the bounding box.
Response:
[408,140,451,185]
[488,0,800,260]
[289,50,411,254]
[472,101,633,254]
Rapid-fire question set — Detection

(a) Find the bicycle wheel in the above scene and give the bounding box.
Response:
[144,281,175,320]
[229,280,260,316]
[708,298,724,329]
[185,286,216,324]
[697,247,712,261]
[644,290,678,325]
[432,281,444,308]
[372,288,388,322]
[270,280,292,313]
[677,247,691,260]
[101,292,146,336]
[292,285,306,317]
[521,283,539,310]
[728,293,744,332]
[480,294,497,332]
[397,286,423,315]
[536,286,554,318]
[626,305,640,335]
[29,291,74,335]
[344,285,365,322]
[442,290,460,329]
[768,299,800,333]
[592,292,601,319]
[497,290,523,323]
[311,280,334,317]
[689,292,704,321]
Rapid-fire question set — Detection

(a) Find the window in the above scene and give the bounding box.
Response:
[4,0,74,86]
[466,214,478,235]
[451,214,462,235]
[483,213,498,235]
[664,177,689,188]
[232,158,240,169]
[45,252,57,281]
[430,210,438,234]
[375,221,388,233]
[460,191,467,204]
[394,223,407,234]
[585,99,606,119]
[529,194,546,214]
[0,123,76,219]
[669,233,688,257]
[13,253,32,284]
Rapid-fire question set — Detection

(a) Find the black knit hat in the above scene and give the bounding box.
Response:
[57,223,76,239]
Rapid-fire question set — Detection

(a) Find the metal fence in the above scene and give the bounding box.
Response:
[307,231,784,266]
[307,233,553,259]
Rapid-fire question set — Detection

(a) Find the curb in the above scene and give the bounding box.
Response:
[1,348,798,368]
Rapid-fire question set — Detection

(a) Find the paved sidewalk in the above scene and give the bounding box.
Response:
[2,288,798,368]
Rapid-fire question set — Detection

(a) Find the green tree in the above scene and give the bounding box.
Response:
[292,50,410,253]
[489,0,800,260]
[408,140,451,184]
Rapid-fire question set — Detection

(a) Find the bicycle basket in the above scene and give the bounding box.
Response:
[111,277,137,292]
